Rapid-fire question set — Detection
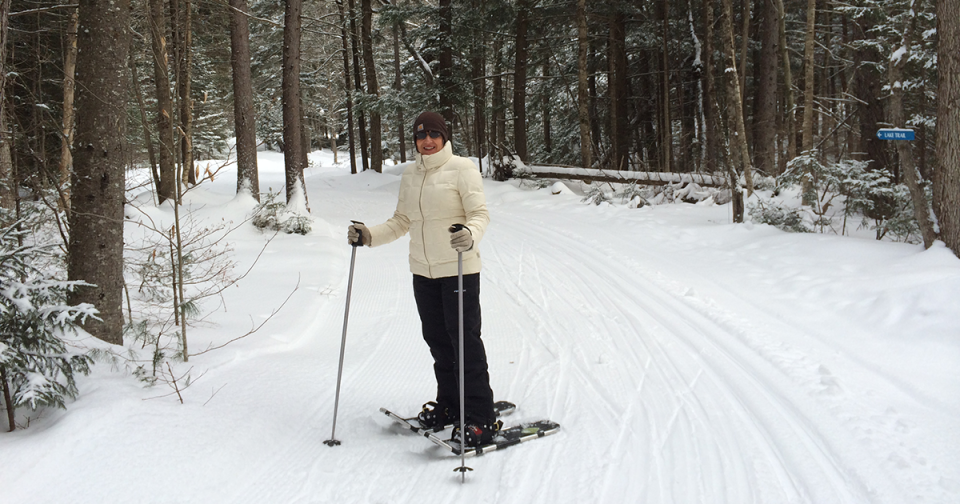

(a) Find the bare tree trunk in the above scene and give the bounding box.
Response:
[687,0,705,172]
[703,0,719,174]
[608,9,628,170]
[229,0,259,199]
[576,0,591,169]
[588,40,602,157]
[853,12,889,175]
[720,0,751,221]
[513,0,530,162]
[149,0,177,204]
[59,7,79,213]
[439,0,453,124]
[1,365,14,431]
[299,96,309,175]
[658,0,671,172]
[471,0,487,167]
[888,0,935,248]
[774,0,795,172]
[754,0,778,176]
[935,0,960,257]
[347,0,367,171]
[541,49,551,155]
[330,128,337,164]
[799,0,817,204]
[819,7,837,160]
[393,23,405,163]
[69,0,131,344]
[360,0,381,172]
[130,53,160,201]
[492,38,505,162]
[174,0,194,185]
[0,0,15,213]
[800,0,816,153]
[282,0,306,204]
[638,52,657,167]
[739,0,750,101]
[336,0,357,174]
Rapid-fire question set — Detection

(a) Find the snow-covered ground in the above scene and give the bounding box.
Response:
[2,148,958,504]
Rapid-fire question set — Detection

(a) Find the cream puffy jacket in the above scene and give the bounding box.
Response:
[367,142,489,279]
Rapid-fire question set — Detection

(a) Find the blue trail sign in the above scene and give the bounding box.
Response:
[877,128,916,141]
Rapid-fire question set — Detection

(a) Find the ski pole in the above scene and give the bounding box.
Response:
[450,224,473,481]
[325,221,364,447]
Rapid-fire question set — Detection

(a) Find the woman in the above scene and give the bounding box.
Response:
[347,111,499,447]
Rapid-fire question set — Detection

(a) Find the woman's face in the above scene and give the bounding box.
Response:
[416,131,444,155]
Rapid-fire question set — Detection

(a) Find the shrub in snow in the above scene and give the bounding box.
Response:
[642,181,718,206]
[495,155,525,182]
[672,182,716,203]
[581,185,611,205]
[869,183,921,242]
[778,154,920,241]
[0,213,97,430]
[833,166,921,242]
[751,175,778,192]
[748,199,810,233]
[124,208,240,374]
[511,165,551,189]
[251,191,312,235]
[616,182,650,207]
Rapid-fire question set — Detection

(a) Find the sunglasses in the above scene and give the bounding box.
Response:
[415,130,443,140]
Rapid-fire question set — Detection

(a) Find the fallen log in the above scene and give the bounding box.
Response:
[518,165,726,188]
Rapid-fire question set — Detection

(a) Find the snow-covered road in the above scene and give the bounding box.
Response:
[2,151,957,504]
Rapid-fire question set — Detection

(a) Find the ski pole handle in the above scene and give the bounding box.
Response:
[350,220,365,247]
[449,223,465,233]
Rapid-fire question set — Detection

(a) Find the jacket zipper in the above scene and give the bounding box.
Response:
[418,166,431,278]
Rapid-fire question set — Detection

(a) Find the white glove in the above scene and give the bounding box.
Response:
[347,222,370,246]
[449,226,473,252]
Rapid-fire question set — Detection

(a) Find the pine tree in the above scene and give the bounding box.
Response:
[1,210,97,431]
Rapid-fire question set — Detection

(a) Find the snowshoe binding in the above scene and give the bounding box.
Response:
[416,402,457,432]
[452,420,503,448]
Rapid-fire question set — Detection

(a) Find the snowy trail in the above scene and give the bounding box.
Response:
[264,169,945,503]
[480,195,867,503]
[2,155,957,504]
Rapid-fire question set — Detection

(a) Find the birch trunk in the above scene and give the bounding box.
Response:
[59,8,78,213]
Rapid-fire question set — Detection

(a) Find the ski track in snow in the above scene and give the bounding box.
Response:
[2,161,957,504]
[478,189,955,504]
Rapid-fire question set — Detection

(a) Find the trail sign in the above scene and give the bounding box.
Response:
[877,128,915,141]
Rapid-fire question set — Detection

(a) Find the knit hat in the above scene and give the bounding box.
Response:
[412,111,449,145]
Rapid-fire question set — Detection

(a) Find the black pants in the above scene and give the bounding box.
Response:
[412,273,495,425]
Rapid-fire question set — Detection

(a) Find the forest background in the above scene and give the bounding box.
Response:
[0,0,958,421]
